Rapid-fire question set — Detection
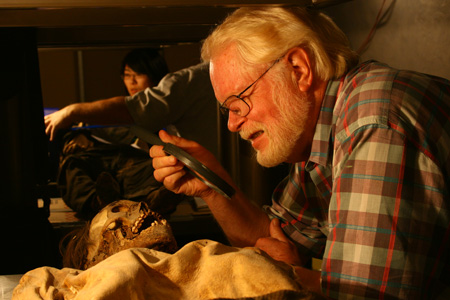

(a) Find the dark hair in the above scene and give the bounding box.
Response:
[120,48,169,86]
[59,221,92,270]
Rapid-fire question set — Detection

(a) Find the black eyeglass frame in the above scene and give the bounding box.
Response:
[219,58,281,118]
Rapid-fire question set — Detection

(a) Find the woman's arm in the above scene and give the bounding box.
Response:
[44,96,133,140]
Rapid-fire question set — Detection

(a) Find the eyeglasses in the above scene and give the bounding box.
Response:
[219,58,281,118]
[121,72,147,81]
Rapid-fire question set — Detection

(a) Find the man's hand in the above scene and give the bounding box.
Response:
[255,218,306,266]
[150,130,232,200]
[256,219,323,295]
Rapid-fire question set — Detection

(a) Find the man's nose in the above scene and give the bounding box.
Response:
[227,112,246,132]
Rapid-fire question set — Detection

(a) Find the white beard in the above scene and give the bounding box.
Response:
[249,77,311,168]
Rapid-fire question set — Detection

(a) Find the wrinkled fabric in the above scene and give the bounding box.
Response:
[13,240,314,300]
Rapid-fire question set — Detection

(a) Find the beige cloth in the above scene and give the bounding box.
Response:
[12,240,314,300]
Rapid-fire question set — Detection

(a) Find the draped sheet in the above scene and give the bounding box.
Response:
[13,240,315,300]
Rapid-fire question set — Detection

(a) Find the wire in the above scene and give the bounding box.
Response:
[357,0,395,55]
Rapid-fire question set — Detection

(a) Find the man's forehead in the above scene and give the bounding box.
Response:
[210,60,231,102]
[210,54,246,102]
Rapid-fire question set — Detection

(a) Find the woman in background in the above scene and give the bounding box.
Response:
[56,48,184,220]
[120,48,169,96]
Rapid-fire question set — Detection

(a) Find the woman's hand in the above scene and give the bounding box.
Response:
[150,130,231,200]
[44,105,75,141]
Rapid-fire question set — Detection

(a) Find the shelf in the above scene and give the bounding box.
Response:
[0,0,330,47]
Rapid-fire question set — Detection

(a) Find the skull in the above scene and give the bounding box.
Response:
[85,200,177,269]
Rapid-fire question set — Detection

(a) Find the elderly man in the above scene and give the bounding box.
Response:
[150,7,450,299]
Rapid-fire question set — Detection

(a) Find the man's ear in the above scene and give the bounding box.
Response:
[284,47,313,92]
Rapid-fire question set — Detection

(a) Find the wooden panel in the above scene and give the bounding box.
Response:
[0,0,352,47]
[0,0,311,8]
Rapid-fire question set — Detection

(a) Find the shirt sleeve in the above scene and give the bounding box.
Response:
[265,163,329,258]
[124,62,212,133]
[123,62,219,156]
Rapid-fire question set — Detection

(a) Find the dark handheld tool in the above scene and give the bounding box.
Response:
[131,126,235,199]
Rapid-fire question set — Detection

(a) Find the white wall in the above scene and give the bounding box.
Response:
[323,0,450,79]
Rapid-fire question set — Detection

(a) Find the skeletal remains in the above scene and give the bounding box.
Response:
[64,200,178,269]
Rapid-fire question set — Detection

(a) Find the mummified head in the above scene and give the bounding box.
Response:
[62,200,178,270]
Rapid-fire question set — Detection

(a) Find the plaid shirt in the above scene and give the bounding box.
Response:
[266,61,450,299]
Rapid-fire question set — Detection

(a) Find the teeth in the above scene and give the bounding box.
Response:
[132,219,141,233]
[107,222,116,230]
[131,211,161,234]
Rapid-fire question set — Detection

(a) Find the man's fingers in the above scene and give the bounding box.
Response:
[158,130,183,145]
[158,129,199,149]
[269,218,289,242]
[150,146,185,184]
[159,167,187,187]
[149,145,166,159]
[254,218,286,249]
